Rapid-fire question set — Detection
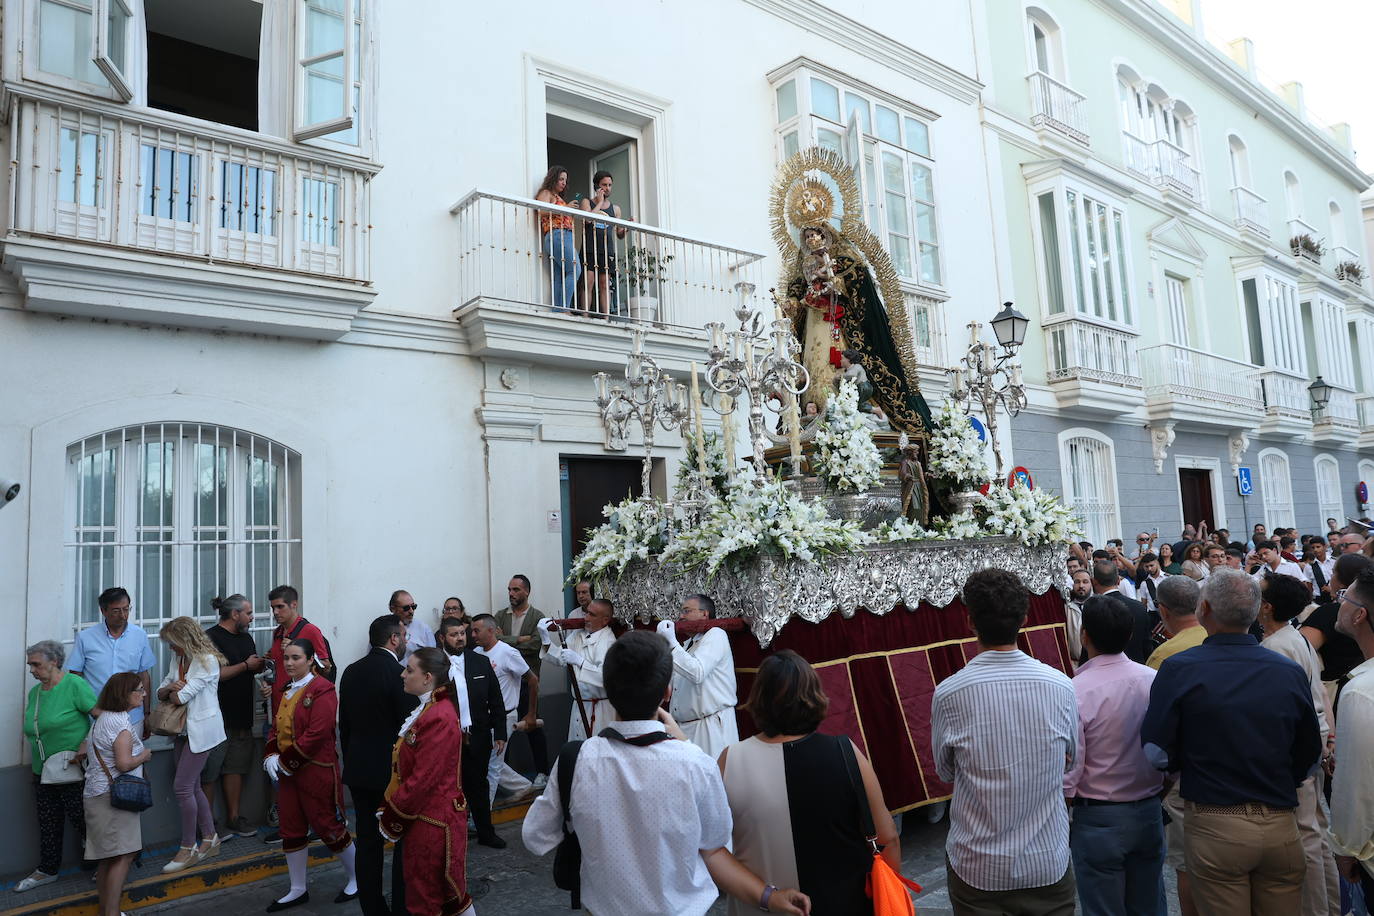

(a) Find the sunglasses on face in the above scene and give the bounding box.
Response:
[394,604,418,612]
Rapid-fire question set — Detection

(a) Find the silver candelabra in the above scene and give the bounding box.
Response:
[702,283,809,479]
[947,302,1030,482]
[594,328,692,500]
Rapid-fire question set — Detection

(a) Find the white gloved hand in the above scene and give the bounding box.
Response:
[538,624,552,647]
[537,617,555,634]
[558,648,584,667]
[263,754,288,780]
[656,619,679,649]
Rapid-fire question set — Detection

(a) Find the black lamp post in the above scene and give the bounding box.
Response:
[990,301,1029,350]
[1308,375,1333,412]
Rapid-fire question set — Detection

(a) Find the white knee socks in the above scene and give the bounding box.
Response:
[276,848,309,904]
[337,842,357,896]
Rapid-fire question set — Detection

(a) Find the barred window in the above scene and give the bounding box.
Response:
[1059,431,1120,548]
[1259,448,1294,531]
[67,423,301,674]
[1314,455,1342,529]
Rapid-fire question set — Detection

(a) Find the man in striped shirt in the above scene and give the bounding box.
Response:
[932,567,1079,915]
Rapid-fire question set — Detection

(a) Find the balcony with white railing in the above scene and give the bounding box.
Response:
[1358,395,1374,449]
[1138,344,1263,428]
[4,88,377,340]
[1043,317,1142,414]
[1256,368,1314,437]
[1121,133,1201,202]
[1231,186,1269,239]
[1026,72,1089,146]
[1313,386,1360,445]
[450,189,769,367]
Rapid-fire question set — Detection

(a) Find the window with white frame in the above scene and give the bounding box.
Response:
[1227,135,1251,189]
[1310,296,1355,388]
[772,65,941,285]
[1259,448,1295,530]
[67,423,301,673]
[1059,430,1121,548]
[1030,178,1134,324]
[1026,8,1066,80]
[1329,201,1347,251]
[1238,272,1304,374]
[1314,455,1343,527]
[1284,172,1303,221]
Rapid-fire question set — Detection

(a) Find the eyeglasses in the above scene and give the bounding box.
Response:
[1336,589,1374,631]
[394,604,418,612]
[131,687,147,695]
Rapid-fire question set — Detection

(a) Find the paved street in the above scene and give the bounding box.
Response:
[136,808,1181,915]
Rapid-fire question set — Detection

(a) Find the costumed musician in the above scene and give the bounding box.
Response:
[655,594,739,759]
[537,597,616,742]
[378,647,477,916]
[262,639,356,911]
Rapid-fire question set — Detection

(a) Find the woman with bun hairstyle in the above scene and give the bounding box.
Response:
[378,646,476,915]
[262,639,357,911]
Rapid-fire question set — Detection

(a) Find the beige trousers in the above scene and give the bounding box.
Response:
[1295,773,1340,916]
[1184,802,1305,916]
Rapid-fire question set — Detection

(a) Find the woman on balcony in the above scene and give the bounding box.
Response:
[535,166,581,313]
[580,170,628,319]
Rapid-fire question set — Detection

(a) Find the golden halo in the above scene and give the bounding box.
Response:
[786,179,836,233]
[769,146,863,256]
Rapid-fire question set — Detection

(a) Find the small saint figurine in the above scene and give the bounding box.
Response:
[837,349,874,412]
[898,433,928,525]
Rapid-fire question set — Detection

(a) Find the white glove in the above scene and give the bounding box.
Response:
[538,625,552,647]
[537,617,555,634]
[263,754,288,780]
[656,619,679,649]
[558,647,584,667]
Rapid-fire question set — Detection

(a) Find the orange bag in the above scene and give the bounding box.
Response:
[840,740,924,914]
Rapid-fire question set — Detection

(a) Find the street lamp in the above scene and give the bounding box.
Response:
[947,302,1030,482]
[990,301,1029,350]
[1308,375,1333,411]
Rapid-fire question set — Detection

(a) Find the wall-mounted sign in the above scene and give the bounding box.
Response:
[968,416,986,442]
[1008,466,1033,489]
[1237,466,1253,497]
[1358,481,1369,505]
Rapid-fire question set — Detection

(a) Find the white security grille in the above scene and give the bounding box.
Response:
[66,423,301,673]
[1315,456,1343,529]
[1260,451,1295,531]
[1063,435,1120,547]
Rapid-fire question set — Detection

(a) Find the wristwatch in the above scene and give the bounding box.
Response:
[758,884,777,911]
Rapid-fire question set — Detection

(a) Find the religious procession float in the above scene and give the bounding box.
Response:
[568,149,1081,812]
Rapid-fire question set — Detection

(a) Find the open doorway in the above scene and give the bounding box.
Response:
[1178,467,1216,532]
[144,0,262,130]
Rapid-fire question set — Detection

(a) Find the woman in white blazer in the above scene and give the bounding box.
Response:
[155,616,228,873]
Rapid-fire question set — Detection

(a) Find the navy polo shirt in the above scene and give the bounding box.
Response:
[1141,632,1321,808]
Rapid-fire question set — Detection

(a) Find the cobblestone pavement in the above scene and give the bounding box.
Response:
[137,808,1181,915]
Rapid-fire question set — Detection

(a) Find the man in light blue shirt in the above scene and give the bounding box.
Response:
[68,586,156,737]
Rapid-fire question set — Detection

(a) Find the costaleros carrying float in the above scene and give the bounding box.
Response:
[569,148,1081,813]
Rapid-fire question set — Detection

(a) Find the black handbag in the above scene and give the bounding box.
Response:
[551,740,584,898]
[95,740,154,812]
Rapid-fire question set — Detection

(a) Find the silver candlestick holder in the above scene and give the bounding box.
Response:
[594,328,692,502]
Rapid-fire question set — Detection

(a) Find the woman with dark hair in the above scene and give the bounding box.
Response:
[1158,542,1182,576]
[534,165,581,313]
[579,169,628,318]
[262,639,357,911]
[1180,542,1209,581]
[719,650,899,915]
[85,671,151,916]
[378,647,475,915]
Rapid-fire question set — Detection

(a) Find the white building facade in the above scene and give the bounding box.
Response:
[0,0,1000,871]
[978,0,1374,547]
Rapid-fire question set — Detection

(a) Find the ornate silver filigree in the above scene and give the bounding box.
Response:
[598,538,1070,647]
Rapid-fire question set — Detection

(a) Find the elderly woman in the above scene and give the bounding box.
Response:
[18,640,98,892]
[720,650,901,915]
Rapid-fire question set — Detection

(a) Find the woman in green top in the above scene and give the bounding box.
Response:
[19,639,97,893]
[1158,542,1183,576]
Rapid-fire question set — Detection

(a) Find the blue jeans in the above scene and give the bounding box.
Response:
[1069,798,1167,916]
[541,228,581,312]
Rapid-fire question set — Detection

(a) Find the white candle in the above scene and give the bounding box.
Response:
[951,367,964,398]
[627,353,642,381]
[980,346,994,373]
[690,362,707,472]
[594,372,609,402]
[1011,364,1023,387]
[721,396,735,477]
[968,322,980,350]
[745,340,755,369]
[786,388,802,475]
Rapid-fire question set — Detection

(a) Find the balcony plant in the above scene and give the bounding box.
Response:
[1337,259,1364,284]
[1290,233,1325,263]
[622,245,676,323]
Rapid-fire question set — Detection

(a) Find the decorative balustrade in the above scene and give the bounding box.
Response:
[8,91,373,281]
[1044,318,1140,386]
[1256,369,1311,417]
[1121,133,1201,201]
[1359,395,1374,429]
[450,190,768,332]
[1026,72,1089,145]
[1231,186,1269,237]
[1138,344,1263,410]
[1313,387,1359,428]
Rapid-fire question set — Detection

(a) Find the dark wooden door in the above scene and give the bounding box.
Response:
[565,457,644,558]
[1179,468,1215,532]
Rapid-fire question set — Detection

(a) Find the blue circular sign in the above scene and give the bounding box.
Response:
[968,416,986,442]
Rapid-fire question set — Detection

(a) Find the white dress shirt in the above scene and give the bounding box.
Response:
[445,653,473,730]
[1331,657,1374,879]
[1305,557,1335,598]
[522,719,732,916]
[667,628,738,759]
[404,618,436,658]
[932,649,1077,892]
[1252,560,1308,583]
[541,625,616,741]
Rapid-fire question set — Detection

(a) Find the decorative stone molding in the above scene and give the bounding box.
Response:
[1148,420,1176,474]
[1227,430,1250,477]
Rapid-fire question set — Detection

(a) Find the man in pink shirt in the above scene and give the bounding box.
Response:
[1064,594,1167,916]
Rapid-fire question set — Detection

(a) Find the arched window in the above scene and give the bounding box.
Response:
[67,422,301,671]
[1314,455,1343,529]
[1058,430,1121,547]
[1228,135,1251,189]
[1329,201,1347,250]
[1026,8,1066,80]
[1259,448,1295,530]
[1284,171,1303,221]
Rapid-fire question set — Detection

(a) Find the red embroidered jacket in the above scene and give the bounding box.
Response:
[378,686,466,838]
[265,676,339,775]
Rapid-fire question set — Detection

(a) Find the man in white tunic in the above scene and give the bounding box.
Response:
[656,594,737,758]
[538,598,616,741]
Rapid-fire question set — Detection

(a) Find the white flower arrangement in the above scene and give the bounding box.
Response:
[811,379,883,493]
[975,480,1085,547]
[674,430,730,500]
[660,474,872,577]
[876,517,938,542]
[927,400,989,490]
[567,496,672,581]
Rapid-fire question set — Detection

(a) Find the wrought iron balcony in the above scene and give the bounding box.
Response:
[1043,317,1141,414]
[1138,343,1263,427]
[1312,386,1360,444]
[1230,186,1269,238]
[1256,368,1314,437]
[1026,72,1089,146]
[1121,133,1201,202]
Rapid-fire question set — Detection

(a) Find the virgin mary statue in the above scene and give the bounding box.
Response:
[770,147,932,435]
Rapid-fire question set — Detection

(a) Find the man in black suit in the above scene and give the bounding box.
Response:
[339,615,418,916]
[1090,559,1155,664]
[438,615,507,848]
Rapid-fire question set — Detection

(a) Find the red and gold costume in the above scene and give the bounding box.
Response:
[378,687,470,916]
[265,675,352,855]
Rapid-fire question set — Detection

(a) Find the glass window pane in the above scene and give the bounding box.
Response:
[876,106,901,145]
[909,163,934,203]
[885,192,909,234]
[881,152,905,194]
[304,1,346,57]
[1038,192,1065,314]
[810,78,841,122]
[919,243,940,285]
[39,0,106,85]
[139,441,174,529]
[1066,190,1085,314]
[776,80,797,122]
[300,177,340,246]
[249,455,280,528]
[106,0,129,71]
[1115,212,1131,323]
[1083,196,1102,316]
[1097,203,1116,321]
[816,128,842,155]
[136,535,173,624]
[888,235,912,277]
[782,131,799,159]
[195,444,228,526]
[305,60,346,124]
[844,93,870,134]
[915,203,938,244]
[139,145,199,223]
[904,117,931,157]
[78,450,118,528]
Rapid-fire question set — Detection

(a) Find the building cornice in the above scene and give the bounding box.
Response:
[1099,0,1370,190]
[749,0,983,104]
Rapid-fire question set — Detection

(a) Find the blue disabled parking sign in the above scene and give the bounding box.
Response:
[1237,466,1254,496]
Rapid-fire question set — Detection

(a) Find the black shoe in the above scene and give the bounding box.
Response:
[477,834,507,849]
[265,891,309,912]
[333,889,358,904]
[263,830,282,845]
